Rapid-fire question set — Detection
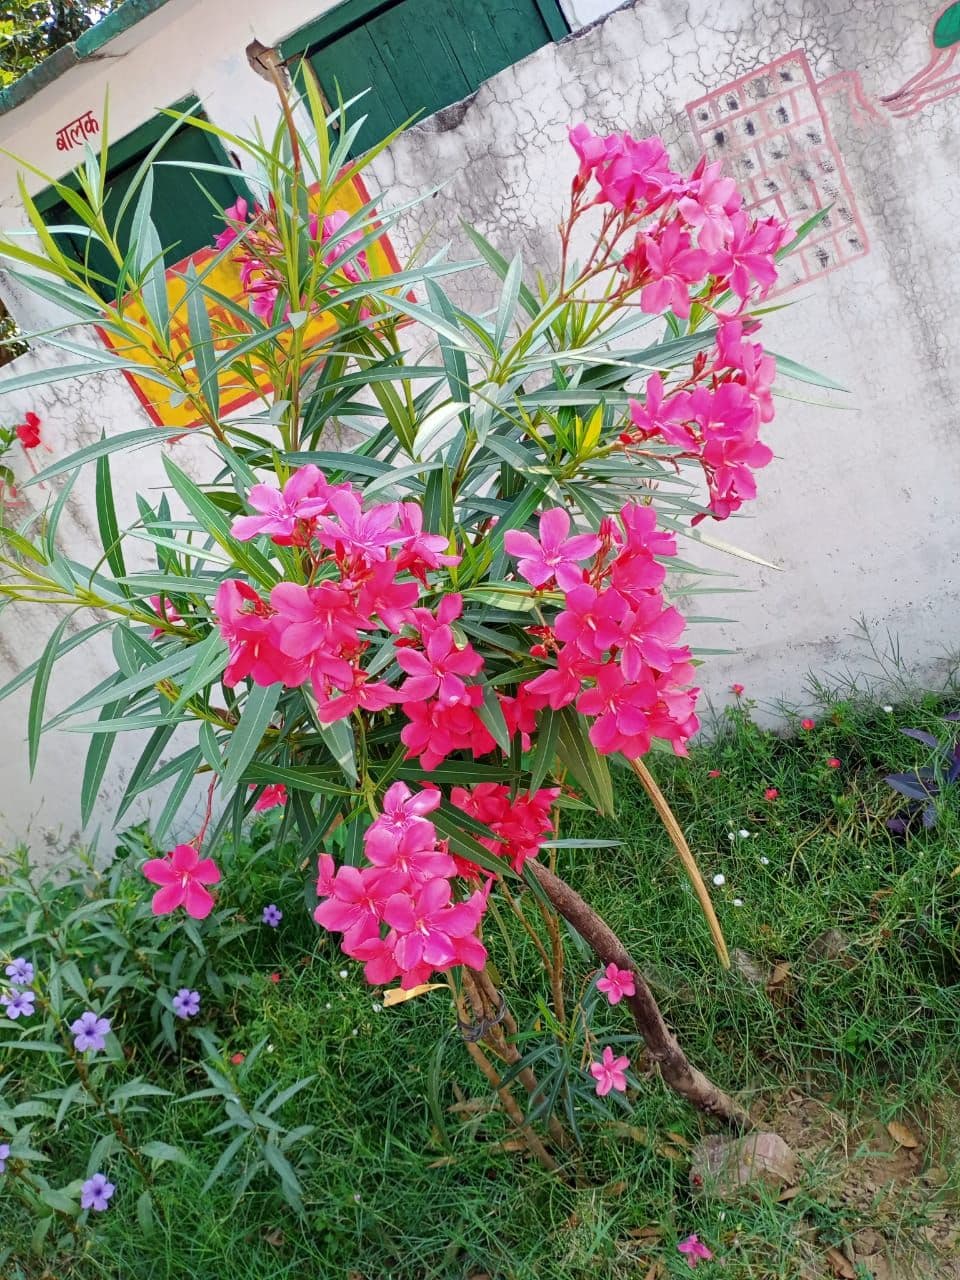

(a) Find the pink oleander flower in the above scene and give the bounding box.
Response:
[142,844,221,919]
[315,490,403,565]
[375,781,442,839]
[231,465,337,545]
[589,131,679,212]
[396,618,484,706]
[450,783,559,874]
[251,783,287,812]
[504,507,600,590]
[213,196,251,250]
[677,1233,714,1268]
[589,1045,630,1097]
[383,878,488,982]
[731,683,745,696]
[395,503,461,581]
[147,595,182,638]
[764,787,779,801]
[628,220,714,319]
[596,962,636,1005]
[313,863,408,950]
[400,687,497,770]
[678,155,742,253]
[713,211,791,300]
[801,717,815,731]
[214,579,308,689]
[320,209,370,284]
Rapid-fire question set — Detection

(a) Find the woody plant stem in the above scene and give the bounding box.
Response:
[527,861,749,1129]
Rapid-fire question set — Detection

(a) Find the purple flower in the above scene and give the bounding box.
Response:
[4,958,34,987]
[262,904,282,927]
[0,1142,9,1173]
[172,988,200,1019]
[70,1011,111,1053]
[0,989,35,1019]
[80,1172,115,1211]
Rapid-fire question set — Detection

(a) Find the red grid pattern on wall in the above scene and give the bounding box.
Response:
[686,49,869,292]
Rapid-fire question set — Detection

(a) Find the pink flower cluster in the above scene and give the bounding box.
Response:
[569,127,790,308]
[624,320,776,521]
[214,197,369,321]
[567,126,789,524]
[449,782,560,875]
[506,504,700,758]
[214,465,461,728]
[313,783,488,988]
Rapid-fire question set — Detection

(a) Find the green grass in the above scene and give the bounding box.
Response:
[3,689,960,1279]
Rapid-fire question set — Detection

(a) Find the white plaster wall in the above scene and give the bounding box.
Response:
[0,0,956,856]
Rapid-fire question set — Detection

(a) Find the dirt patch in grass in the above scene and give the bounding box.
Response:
[749,1090,960,1279]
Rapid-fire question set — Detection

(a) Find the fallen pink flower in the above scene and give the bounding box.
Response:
[677,1233,714,1268]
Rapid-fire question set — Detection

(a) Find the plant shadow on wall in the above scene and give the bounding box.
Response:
[0,68,842,1233]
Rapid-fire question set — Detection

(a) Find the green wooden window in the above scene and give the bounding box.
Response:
[281,0,568,155]
[36,99,246,303]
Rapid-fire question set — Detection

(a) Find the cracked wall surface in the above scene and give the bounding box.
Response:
[0,0,958,854]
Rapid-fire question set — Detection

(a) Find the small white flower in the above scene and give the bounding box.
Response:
[353,1192,361,1202]
[883,705,893,713]
[713,873,726,886]
[324,1001,332,1010]
[733,898,744,907]
[267,1043,274,1053]
[351,1028,359,1037]
[372,1002,382,1013]
[338,969,349,979]
[760,856,770,865]
[727,832,736,841]
[738,829,750,839]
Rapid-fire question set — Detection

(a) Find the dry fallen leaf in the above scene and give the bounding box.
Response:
[643,1262,666,1280]
[666,1130,692,1150]
[603,1180,629,1198]
[382,982,445,1007]
[656,1143,688,1162]
[427,1156,456,1169]
[610,1121,650,1145]
[777,1185,802,1202]
[626,1226,663,1242]
[767,961,792,991]
[824,1246,856,1278]
[886,1120,920,1148]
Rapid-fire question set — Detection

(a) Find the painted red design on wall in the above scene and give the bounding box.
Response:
[55,110,99,152]
[686,50,869,294]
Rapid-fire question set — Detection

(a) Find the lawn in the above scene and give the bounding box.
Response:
[1,689,959,1279]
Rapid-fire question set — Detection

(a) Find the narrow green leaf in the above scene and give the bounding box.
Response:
[220,682,282,794]
[161,456,278,587]
[116,723,177,819]
[94,447,127,585]
[28,615,73,776]
[80,697,127,827]
[28,428,185,486]
[153,748,204,844]
[185,262,220,420]
[555,707,614,817]
[528,707,559,793]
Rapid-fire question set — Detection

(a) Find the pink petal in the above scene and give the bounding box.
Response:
[183,881,215,920]
[151,883,185,915]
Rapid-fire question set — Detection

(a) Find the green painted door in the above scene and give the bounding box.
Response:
[38,106,246,303]
[286,0,567,154]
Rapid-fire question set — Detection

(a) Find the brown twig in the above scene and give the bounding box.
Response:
[630,757,730,969]
[528,861,749,1129]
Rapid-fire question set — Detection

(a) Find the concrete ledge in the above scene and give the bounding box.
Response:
[0,0,174,118]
